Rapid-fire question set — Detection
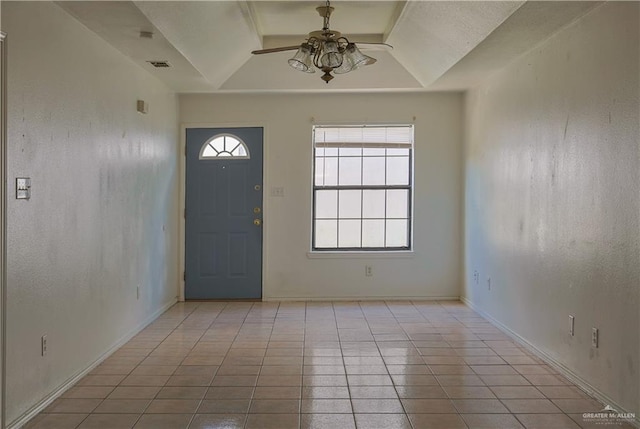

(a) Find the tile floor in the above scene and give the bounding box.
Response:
[25,301,632,429]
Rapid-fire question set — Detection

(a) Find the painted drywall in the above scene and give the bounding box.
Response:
[3,2,179,424]
[180,92,463,300]
[464,1,639,416]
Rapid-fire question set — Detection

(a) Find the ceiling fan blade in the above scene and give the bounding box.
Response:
[251,46,300,55]
[352,42,393,50]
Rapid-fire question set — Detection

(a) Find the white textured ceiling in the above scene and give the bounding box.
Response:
[57,1,602,93]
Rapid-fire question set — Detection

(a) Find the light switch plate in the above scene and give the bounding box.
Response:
[16,177,31,200]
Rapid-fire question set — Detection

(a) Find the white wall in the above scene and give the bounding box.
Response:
[3,2,179,424]
[464,1,639,416]
[181,92,463,300]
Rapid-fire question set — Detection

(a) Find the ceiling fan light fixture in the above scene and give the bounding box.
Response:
[253,0,387,83]
[288,43,315,73]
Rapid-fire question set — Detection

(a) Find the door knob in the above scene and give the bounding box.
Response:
[253,219,262,226]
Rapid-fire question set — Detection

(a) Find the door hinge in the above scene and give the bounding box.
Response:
[183,271,186,281]
[183,209,186,218]
[184,145,187,156]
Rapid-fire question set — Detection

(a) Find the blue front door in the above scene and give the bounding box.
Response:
[185,128,263,299]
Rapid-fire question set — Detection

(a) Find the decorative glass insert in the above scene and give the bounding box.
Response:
[200,134,250,159]
[312,125,413,251]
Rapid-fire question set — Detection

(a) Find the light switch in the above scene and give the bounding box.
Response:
[16,177,31,200]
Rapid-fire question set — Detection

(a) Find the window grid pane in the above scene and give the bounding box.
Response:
[312,125,413,250]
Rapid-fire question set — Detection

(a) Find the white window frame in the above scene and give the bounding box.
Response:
[311,124,414,252]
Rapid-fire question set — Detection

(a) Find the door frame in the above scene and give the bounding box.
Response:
[0,31,7,429]
[179,123,268,301]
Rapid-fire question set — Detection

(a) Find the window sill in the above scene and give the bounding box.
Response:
[306,251,414,259]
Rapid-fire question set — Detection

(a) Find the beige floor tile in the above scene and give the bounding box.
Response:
[452,399,509,413]
[355,413,412,429]
[130,365,177,376]
[436,375,485,386]
[24,414,88,429]
[490,386,545,399]
[205,386,254,399]
[90,365,136,376]
[350,386,399,399]
[502,399,562,413]
[108,386,161,399]
[253,386,301,399]
[93,399,150,414]
[550,398,603,413]
[249,399,300,413]
[396,385,449,399]
[77,414,139,429]
[188,414,245,429]
[301,398,352,413]
[479,375,530,386]
[352,398,404,413]
[130,385,190,401]
[120,375,170,386]
[216,365,261,376]
[537,386,589,399]
[164,375,213,387]
[401,399,458,413]
[77,375,126,386]
[303,375,348,386]
[516,413,580,429]
[145,399,200,413]
[211,375,258,387]
[300,413,356,429]
[44,399,102,414]
[62,386,115,399]
[245,413,299,429]
[470,365,518,375]
[346,375,392,386]
[132,413,192,429]
[197,399,251,413]
[461,413,524,429]
[303,365,345,375]
[24,301,613,429]
[523,374,570,386]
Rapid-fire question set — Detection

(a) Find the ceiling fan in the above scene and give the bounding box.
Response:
[251,0,392,83]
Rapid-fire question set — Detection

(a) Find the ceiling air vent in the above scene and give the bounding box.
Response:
[147,61,171,68]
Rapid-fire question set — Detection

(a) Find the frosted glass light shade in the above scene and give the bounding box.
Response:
[288,43,315,73]
[345,43,376,69]
[320,40,342,68]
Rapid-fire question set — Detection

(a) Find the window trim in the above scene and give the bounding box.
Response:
[311,124,414,252]
[199,133,250,160]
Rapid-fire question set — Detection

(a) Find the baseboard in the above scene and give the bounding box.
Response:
[263,296,460,302]
[460,296,639,428]
[8,298,177,429]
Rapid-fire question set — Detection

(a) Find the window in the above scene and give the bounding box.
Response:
[200,134,250,159]
[312,125,413,251]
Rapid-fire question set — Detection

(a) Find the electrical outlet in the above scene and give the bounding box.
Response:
[569,315,575,336]
[41,335,47,357]
[365,265,373,277]
[487,277,491,291]
[592,328,599,348]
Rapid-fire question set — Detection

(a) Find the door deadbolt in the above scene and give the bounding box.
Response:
[254,185,261,191]
[254,207,261,214]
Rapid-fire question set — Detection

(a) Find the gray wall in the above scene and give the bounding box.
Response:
[4,2,179,424]
[463,2,639,415]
